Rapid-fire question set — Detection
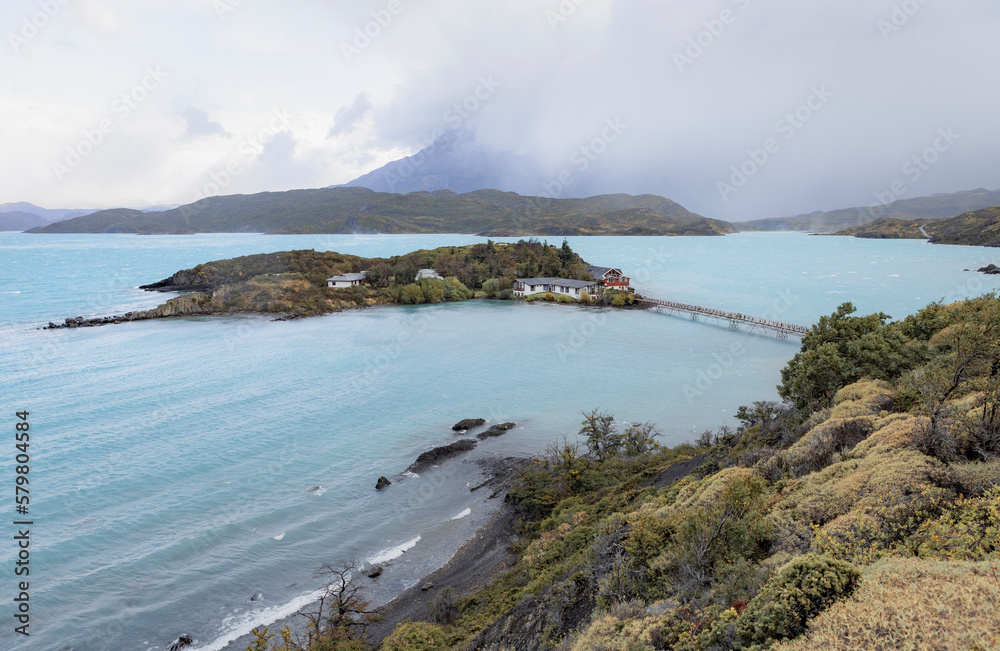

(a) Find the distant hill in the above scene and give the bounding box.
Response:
[0,211,47,231]
[0,202,97,225]
[737,188,1000,233]
[927,207,1000,247]
[341,129,542,196]
[834,206,1000,247]
[29,187,734,237]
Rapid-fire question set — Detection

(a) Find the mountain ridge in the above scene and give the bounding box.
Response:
[736,187,1000,233]
[28,187,734,236]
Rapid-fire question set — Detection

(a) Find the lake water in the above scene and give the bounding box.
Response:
[1,232,998,650]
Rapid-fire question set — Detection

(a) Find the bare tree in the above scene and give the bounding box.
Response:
[291,560,381,649]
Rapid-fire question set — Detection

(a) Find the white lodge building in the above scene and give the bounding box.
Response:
[327,271,367,288]
[513,277,602,300]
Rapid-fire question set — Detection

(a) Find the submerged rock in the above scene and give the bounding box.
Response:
[477,423,517,440]
[452,418,486,431]
[376,476,392,490]
[407,439,477,473]
[167,635,194,651]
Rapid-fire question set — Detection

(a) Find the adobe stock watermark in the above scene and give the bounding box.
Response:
[674,0,752,73]
[717,85,834,202]
[180,108,292,219]
[545,0,590,31]
[878,0,931,40]
[358,310,434,392]
[554,245,669,362]
[541,117,628,199]
[555,311,609,362]
[864,127,960,222]
[341,0,403,63]
[683,341,746,404]
[8,0,72,55]
[51,66,169,182]
[380,74,501,192]
[213,0,244,19]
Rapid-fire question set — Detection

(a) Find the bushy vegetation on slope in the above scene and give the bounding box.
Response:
[253,295,1000,650]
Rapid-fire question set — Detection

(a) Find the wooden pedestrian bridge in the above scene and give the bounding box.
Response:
[637,297,811,339]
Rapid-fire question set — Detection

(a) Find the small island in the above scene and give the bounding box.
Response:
[45,240,637,329]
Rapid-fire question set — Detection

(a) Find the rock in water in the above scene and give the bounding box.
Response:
[476,422,517,440]
[368,566,383,578]
[407,439,477,473]
[376,476,392,490]
[452,418,486,431]
[250,592,263,601]
[167,635,194,651]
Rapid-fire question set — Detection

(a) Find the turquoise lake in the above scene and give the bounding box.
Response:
[2,231,999,650]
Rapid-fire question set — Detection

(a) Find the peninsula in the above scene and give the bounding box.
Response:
[44,240,634,329]
[832,206,1000,247]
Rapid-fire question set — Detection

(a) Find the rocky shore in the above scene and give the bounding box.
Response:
[218,456,528,651]
[365,457,526,645]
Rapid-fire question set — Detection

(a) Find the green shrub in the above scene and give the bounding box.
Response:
[400,283,424,304]
[442,277,473,301]
[482,278,501,298]
[499,288,514,300]
[736,554,861,646]
[419,278,445,303]
[381,621,450,651]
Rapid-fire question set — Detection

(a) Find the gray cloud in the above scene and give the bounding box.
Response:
[4,0,999,218]
[180,107,230,139]
[327,93,373,138]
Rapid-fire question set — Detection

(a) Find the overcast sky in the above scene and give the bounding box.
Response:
[2,0,999,221]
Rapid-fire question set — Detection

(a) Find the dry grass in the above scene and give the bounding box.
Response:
[777,558,1000,651]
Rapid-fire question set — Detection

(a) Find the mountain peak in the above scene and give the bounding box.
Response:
[341,129,542,195]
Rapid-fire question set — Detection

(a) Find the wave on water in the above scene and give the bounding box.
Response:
[367,535,421,565]
[191,585,329,651]
[273,533,285,541]
[402,470,419,479]
[191,533,419,651]
[450,508,472,520]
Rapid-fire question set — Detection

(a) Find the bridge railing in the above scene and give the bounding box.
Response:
[637,297,810,338]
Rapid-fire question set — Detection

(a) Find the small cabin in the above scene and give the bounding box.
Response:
[586,265,630,289]
[513,277,601,300]
[327,271,367,288]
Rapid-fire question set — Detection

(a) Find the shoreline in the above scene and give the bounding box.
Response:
[215,456,527,651]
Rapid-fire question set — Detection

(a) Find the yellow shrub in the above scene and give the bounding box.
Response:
[832,380,892,406]
[568,613,663,651]
[852,415,922,456]
[776,558,1000,651]
[830,381,894,420]
[671,467,753,510]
